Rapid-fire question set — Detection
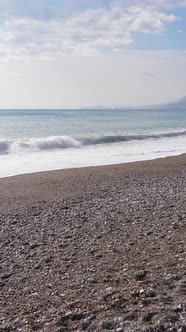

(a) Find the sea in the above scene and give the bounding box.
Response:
[0,108,186,178]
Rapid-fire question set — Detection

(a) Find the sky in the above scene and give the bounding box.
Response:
[0,0,186,108]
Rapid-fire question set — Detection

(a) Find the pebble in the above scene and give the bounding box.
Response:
[145,289,156,298]
[1,157,186,332]
[135,270,147,281]
[101,320,115,329]
[143,312,154,322]
[116,327,123,332]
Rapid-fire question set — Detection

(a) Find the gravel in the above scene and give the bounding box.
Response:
[0,155,186,331]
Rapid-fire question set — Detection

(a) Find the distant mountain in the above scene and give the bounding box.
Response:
[81,96,186,110]
[156,96,186,110]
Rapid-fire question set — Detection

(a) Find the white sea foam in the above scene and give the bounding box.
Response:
[0,134,185,177]
[19,136,81,151]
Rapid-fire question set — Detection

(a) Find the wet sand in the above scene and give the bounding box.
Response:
[0,155,186,331]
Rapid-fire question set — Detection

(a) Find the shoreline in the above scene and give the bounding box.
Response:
[0,142,185,179]
[0,153,186,331]
[0,151,185,180]
[0,153,186,215]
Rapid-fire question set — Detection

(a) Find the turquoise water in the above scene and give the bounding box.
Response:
[0,108,186,177]
[0,109,186,140]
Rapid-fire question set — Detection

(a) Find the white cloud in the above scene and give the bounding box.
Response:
[0,3,177,59]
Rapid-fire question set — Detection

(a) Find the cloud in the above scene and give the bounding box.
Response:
[0,1,179,59]
[141,71,159,79]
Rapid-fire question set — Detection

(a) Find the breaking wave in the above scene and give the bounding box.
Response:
[0,141,10,154]
[0,136,81,155]
[83,130,186,144]
[0,130,186,155]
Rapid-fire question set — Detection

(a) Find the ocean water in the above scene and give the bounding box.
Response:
[0,108,186,177]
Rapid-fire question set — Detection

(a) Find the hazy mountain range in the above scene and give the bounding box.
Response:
[154,96,186,110]
[82,96,186,110]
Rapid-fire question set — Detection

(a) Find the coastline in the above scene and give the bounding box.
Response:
[0,139,185,179]
[0,154,186,331]
[0,153,186,213]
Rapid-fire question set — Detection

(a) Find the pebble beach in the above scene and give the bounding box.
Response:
[0,155,186,332]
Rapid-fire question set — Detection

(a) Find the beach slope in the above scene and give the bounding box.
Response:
[0,155,186,331]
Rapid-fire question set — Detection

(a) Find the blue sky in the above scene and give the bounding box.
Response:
[0,0,185,108]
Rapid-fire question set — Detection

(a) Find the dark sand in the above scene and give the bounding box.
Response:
[0,155,186,331]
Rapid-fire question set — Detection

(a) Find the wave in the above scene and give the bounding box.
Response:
[85,130,186,144]
[0,136,81,155]
[19,136,81,150]
[0,141,10,154]
[0,130,186,155]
